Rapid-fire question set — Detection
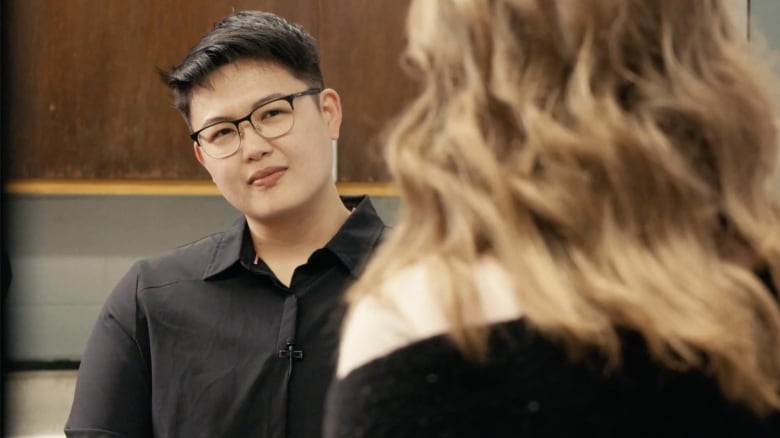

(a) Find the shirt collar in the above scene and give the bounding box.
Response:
[324,195,387,276]
[202,195,386,279]
[202,217,246,279]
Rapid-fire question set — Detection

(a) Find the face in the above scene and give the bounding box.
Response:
[189,58,341,224]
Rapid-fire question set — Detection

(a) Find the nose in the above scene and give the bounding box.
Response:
[238,120,272,159]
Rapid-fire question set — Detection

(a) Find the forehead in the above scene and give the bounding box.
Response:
[189,59,306,128]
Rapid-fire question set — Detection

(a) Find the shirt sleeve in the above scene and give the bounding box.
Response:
[65,263,152,438]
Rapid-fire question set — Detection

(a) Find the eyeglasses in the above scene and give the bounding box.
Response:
[189,88,322,158]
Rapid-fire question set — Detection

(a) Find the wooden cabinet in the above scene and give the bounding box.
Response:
[2,0,415,186]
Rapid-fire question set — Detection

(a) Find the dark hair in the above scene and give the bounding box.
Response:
[162,10,323,125]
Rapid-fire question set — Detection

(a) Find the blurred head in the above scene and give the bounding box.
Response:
[355,0,780,413]
[394,0,778,253]
[162,10,324,127]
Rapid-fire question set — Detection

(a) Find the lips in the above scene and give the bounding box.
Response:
[247,166,287,187]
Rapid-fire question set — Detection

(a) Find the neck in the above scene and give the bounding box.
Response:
[246,186,351,283]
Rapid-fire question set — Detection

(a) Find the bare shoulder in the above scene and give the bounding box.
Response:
[336,259,522,377]
[336,263,447,377]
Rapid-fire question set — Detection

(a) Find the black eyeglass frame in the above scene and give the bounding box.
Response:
[188,87,323,144]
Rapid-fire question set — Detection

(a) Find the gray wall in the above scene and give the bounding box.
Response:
[751,0,780,45]
[4,195,398,362]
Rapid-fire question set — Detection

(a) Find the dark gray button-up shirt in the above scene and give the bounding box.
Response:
[66,196,387,438]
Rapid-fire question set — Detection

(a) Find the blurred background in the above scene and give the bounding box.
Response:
[2,0,778,437]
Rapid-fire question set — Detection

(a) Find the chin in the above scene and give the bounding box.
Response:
[247,199,300,222]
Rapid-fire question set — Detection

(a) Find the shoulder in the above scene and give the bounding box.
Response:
[336,263,434,377]
[131,231,227,289]
[103,231,229,319]
[336,258,521,377]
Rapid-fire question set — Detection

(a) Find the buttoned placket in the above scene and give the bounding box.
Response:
[266,290,298,437]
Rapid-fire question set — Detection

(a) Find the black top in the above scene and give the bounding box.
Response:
[66,196,386,438]
[325,309,780,437]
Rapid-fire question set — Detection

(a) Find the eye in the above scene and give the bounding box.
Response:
[261,109,283,120]
[255,100,293,123]
[213,127,236,138]
[202,124,238,143]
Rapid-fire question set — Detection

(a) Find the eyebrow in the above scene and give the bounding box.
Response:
[197,92,288,129]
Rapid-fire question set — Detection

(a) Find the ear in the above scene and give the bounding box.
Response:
[319,88,342,140]
[194,142,207,167]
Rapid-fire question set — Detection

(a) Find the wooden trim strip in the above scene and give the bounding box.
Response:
[3,179,398,197]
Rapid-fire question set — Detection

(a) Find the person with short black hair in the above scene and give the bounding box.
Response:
[66,11,386,438]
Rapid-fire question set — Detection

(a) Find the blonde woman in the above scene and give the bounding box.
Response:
[324,0,780,436]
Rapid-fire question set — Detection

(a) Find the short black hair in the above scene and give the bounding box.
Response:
[162,11,323,125]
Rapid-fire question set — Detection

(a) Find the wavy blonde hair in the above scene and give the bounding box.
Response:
[348,0,780,414]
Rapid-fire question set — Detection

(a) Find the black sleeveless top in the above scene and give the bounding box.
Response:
[324,272,780,438]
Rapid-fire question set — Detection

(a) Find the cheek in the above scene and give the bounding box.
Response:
[207,162,238,186]
[298,141,332,173]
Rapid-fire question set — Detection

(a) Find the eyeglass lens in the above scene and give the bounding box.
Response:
[198,99,296,158]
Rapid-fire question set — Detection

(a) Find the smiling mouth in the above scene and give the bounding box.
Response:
[248,167,287,187]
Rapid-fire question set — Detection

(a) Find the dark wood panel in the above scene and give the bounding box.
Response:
[320,0,415,182]
[4,0,410,181]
